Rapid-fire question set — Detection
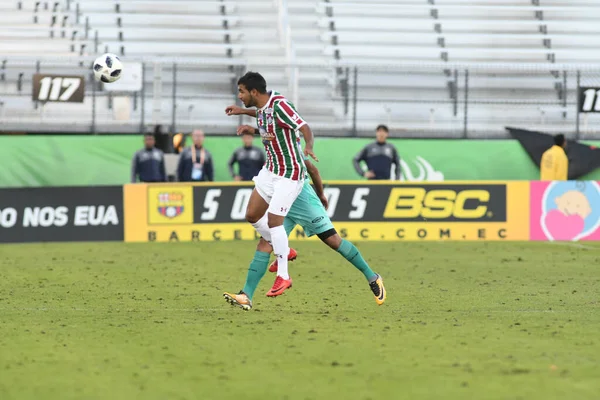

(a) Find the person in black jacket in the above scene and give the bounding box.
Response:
[131,133,167,183]
[176,129,214,182]
[353,125,401,180]
[228,132,265,181]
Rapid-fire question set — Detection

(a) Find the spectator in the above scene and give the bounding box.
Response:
[540,134,568,181]
[353,125,401,180]
[153,124,173,154]
[228,132,265,181]
[176,129,214,182]
[130,133,167,183]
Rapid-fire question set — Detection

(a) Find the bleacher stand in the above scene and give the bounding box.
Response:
[1,0,600,138]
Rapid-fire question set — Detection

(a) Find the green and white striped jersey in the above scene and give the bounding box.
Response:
[256,91,307,180]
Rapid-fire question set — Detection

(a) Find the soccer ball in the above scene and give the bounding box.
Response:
[93,53,123,83]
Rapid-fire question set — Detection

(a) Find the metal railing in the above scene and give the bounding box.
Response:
[1,57,600,139]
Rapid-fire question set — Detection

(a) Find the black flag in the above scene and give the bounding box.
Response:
[506,127,600,180]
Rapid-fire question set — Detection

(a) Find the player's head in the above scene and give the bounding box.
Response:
[144,132,155,149]
[554,134,566,148]
[375,124,389,143]
[237,72,267,107]
[192,129,205,147]
[242,132,254,147]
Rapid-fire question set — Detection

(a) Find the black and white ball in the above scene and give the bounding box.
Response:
[93,53,123,83]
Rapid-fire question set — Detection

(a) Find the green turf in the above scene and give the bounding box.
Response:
[1,241,600,400]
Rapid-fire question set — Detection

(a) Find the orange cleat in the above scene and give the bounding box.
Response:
[369,274,386,306]
[223,291,252,310]
[268,248,297,273]
[266,275,293,297]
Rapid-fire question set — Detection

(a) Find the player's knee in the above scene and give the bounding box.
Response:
[326,235,342,250]
[245,210,260,224]
[318,229,341,249]
[267,213,284,228]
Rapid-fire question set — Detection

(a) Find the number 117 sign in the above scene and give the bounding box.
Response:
[578,87,600,113]
[32,74,85,103]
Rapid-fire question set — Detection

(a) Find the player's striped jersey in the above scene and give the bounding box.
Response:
[255,91,307,180]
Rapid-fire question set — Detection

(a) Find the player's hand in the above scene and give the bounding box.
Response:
[364,170,376,179]
[319,194,329,210]
[234,175,243,182]
[225,105,244,116]
[236,125,255,136]
[304,147,318,162]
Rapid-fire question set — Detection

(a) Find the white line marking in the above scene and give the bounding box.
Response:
[545,241,600,250]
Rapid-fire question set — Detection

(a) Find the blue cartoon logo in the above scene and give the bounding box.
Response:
[541,181,600,241]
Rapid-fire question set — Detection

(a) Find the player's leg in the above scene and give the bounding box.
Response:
[239,217,298,302]
[268,216,298,273]
[223,238,271,311]
[265,177,303,297]
[290,185,386,305]
[224,217,299,310]
[318,230,386,305]
[318,231,377,281]
[246,169,273,241]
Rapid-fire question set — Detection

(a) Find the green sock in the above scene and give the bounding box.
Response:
[336,239,377,281]
[242,251,270,300]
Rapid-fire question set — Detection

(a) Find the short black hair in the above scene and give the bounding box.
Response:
[237,71,267,94]
[554,134,566,146]
[376,124,389,133]
[144,132,155,138]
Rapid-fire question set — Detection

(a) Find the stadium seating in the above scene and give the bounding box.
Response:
[1,0,600,137]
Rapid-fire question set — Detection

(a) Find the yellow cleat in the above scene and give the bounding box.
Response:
[369,275,386,305]
[223,291,252,311]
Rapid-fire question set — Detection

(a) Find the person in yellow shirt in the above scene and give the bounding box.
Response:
[540,134,568,181]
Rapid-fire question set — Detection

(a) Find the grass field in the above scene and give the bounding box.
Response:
[1,241,600,400]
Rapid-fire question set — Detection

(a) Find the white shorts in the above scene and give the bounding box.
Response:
[252,167,304,217]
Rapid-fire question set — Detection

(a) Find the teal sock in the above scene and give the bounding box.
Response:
[336,239,377,281]
[242,251,270,300]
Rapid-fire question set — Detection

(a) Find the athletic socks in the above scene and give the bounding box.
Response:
[336,239,377,281]
[251,214,271,242]
[269,225,290,279]
[242,251,270,300]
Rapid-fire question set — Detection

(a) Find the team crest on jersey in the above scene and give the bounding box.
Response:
[259,128,275,144]
[265,108,274,125]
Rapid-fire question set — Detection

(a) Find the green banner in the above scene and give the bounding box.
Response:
[1,136,599,187]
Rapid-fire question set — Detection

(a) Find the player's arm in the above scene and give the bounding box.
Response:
[236,125,258,136]
[299,125,317,162]
[305,159,328,209]
[274,101,318,161]
[225,105,256,118]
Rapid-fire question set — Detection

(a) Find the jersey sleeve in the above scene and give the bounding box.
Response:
[274,100,306,131]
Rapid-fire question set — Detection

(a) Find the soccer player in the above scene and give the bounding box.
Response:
[225,72,317,297]
[223,159,387,310]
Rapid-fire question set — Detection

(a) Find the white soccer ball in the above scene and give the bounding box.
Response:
[93,53,123,83]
